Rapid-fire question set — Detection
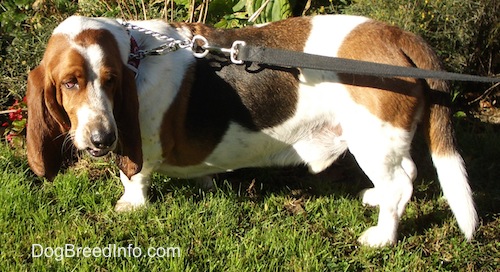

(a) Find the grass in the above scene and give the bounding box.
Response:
[0,117,499,271]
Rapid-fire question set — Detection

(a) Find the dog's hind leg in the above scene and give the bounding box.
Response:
[346,123,414,247]
[360,154,416,212]
[355,152,414,247]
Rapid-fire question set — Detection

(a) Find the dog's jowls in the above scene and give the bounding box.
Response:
[26,15,478,247]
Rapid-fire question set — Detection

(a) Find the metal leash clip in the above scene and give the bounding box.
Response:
[191,35,246,64]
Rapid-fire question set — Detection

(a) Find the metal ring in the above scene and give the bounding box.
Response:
[230,40,246,64]
[191,35,209,58]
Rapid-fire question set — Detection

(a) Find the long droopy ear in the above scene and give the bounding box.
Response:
[114,66,143,179]
[26,65,70,180]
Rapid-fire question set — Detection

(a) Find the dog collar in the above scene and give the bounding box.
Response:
[127,35,140,76]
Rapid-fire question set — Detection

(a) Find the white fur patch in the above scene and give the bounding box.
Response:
[115,171,151,212]
[305,15,369,57]
[73,105,92,150]
[432,154,477,240]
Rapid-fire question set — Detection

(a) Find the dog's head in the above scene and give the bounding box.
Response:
[26,16,142,180]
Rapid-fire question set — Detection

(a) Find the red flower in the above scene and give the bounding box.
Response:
[7,109,23,121]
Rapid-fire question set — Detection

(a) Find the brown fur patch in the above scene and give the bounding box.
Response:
[57,48,88,129]
[41,35,73,128]
[337,21,425,130]
[160,65,207,166]
[26,34,75,179]
[181,17,313,51]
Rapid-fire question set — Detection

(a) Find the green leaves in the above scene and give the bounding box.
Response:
[232,0,246,12]
[214,0,292,28]
[246,0,292,24]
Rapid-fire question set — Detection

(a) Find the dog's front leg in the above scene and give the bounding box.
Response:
[115,171,151,212]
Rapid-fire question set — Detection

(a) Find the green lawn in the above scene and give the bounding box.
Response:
[0,120,499,271]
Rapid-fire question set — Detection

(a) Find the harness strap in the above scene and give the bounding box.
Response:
[236,45,500,83]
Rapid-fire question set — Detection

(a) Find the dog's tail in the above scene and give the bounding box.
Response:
[399,32,478,240]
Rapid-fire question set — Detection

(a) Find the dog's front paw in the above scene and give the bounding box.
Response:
[358,226,396,247]
[360,188,379,207]
[114,198,147,212]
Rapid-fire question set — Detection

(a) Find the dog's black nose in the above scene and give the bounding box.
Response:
[90,130,116,149]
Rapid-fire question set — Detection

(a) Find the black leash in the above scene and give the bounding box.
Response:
[235,45,500,83]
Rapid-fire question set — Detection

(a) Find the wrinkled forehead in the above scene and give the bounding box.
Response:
[53,16,129,64]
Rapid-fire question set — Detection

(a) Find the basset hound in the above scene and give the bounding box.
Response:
[26,15,477,247]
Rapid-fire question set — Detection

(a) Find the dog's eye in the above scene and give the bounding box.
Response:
[63,79,79,90]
